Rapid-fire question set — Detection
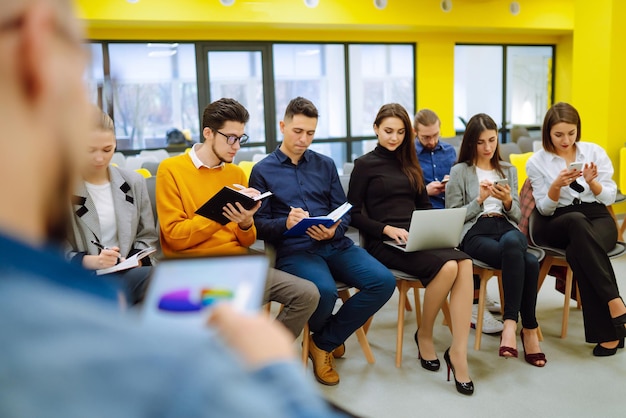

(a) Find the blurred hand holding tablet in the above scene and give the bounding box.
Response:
[141,254,271,329]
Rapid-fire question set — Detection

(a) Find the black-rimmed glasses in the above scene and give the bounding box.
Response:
[211,127,249,145]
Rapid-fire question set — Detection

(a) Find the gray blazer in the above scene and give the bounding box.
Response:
[66,166,158,265]
[445,162,521,242]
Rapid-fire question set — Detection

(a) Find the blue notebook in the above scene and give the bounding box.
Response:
[283,202,352,237]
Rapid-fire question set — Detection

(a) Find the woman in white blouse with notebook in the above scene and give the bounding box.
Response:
[526,102,626,356]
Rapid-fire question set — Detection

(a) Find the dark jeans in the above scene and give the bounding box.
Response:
[462,217,539,329]
[117,266,152,305]
[544,203,620,343]
[276,243,395,352]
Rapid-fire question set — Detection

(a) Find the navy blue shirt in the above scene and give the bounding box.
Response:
[249,147,353,258]
[0,233,119,301]
[415,140,457,209]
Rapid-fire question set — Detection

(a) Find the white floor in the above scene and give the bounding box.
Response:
[298,255,626,418]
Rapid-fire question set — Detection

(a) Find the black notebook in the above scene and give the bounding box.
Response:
[195,186,272,225]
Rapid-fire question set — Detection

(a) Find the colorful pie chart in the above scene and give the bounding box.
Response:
[158,288,234,312]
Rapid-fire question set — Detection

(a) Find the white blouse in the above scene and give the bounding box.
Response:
[85,182,120,249]
[526,141,616,216]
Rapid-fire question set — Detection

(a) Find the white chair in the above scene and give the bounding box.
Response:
[125,155,158,171]
[140,149,170,162]
[111,152,126,167]
[252,153,267,163]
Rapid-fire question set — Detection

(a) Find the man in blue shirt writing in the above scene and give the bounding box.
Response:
[250,97,395,386]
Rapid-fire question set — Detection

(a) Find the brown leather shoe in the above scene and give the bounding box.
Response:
[332,343,345,359]
[308,335,340,386]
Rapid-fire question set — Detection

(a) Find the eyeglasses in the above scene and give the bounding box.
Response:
[419,133,440,142]
[211,128,249,145]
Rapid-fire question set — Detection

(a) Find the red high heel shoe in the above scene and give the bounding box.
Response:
[520,328,547,367]
[498,335,518,358]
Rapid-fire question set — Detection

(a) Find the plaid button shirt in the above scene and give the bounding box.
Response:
[517,178,535,239]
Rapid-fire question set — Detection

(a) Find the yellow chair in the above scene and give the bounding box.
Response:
[134,168,152,178]
[238,160,256,180]
[509,152,533,193]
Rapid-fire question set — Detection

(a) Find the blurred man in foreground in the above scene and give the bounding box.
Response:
[0,1,347,417]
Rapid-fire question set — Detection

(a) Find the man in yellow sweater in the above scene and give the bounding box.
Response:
[156,98,319,338]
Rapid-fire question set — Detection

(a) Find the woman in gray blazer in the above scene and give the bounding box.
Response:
[66,109,158,305]
[446,114,545,367]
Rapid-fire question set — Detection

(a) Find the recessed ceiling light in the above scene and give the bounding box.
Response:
[304,0,319,7]
[441,0,452,12]
[220,0,235,6]
[126,0,139,3]
[510,1,520,15]
[374,0,388,10]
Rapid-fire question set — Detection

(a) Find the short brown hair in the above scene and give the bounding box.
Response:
[202,98,249,130]
[541,102,581,153]
[414,109,440,131]
[284,97,319,121]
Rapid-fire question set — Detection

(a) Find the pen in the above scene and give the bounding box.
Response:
[91,240,121,264]
[232,184,246,189]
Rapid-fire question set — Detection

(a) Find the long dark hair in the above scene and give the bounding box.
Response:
[541,102,581,153]
[373,103,424,192]
[457,113,505,177]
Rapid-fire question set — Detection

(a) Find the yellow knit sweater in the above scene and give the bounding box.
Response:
[156,153,256,258]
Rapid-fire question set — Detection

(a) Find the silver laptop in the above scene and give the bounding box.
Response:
[384,207,467,252]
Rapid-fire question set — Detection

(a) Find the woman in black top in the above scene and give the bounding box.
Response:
[348,103,474,395]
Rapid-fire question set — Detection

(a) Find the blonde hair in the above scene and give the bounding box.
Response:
[92,106,114,133]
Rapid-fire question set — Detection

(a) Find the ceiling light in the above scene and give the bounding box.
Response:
[374,0,388,10]
[220,0,235,6]
[304,0,319,7]
[441,0,452,12]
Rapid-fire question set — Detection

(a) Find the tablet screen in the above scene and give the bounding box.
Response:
[141,254,270,329]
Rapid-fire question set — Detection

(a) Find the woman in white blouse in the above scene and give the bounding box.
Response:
[526,102,626,356]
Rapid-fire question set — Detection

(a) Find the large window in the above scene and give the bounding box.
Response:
[454,44,554,141]
[87,41,415,169]
[349,44,415,137]
[107,43,199,150]
[273,44,347,141]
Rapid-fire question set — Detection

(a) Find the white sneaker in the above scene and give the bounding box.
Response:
[485,296,501,313]
[471,304,503,334]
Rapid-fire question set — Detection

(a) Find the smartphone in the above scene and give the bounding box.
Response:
[493,178,509,187]
[569,162,583,171]
[441,178,450,184]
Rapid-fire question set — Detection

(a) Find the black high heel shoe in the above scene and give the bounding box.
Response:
[414,330,440,372]
[593,337,625,357]
[443,348,474,396]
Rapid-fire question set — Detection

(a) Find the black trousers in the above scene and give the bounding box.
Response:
[545,202,621,343]
[462,217,539,329]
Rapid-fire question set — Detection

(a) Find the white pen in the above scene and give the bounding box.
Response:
[232,184,246,189]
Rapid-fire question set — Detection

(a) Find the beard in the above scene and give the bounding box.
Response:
[212,142,233,164]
